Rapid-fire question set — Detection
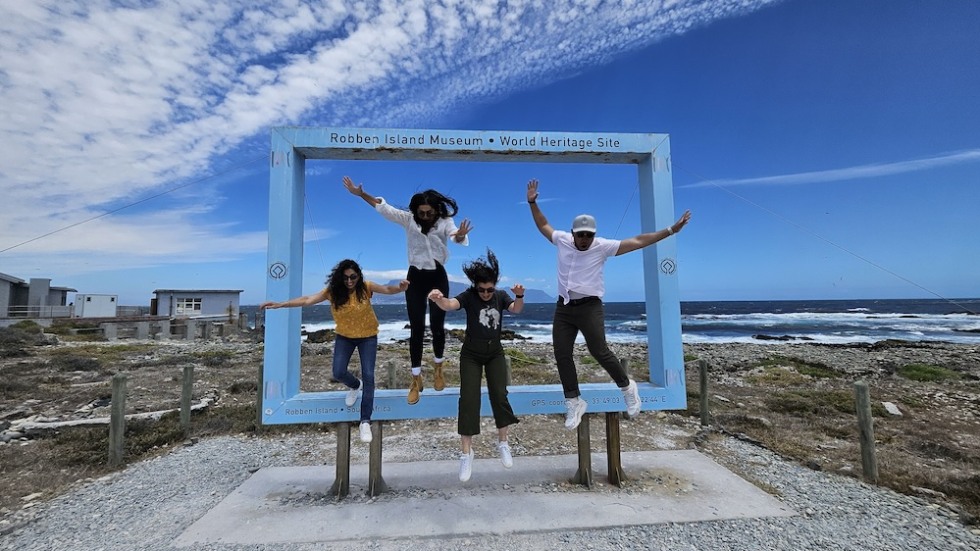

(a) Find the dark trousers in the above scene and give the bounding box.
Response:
[553,297,629,398]
[331,335,377,422]
[405,263,448,367]
[457,338,519,436]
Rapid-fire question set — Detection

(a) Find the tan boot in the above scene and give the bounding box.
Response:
[407,374,423,405]
[433,360,446,391]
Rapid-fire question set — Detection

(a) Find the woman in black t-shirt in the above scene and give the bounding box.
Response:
[428,249,524,482]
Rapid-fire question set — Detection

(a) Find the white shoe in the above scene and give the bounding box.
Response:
[497,442,513,468]
[564,397,587,430]
[345,379,361,407]
[459,449,474,482]
[359,421,373,443]
[622,379,641,417]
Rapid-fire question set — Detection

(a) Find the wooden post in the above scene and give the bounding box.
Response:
[256,358,264,432]
[605,412,626,487]
[570,414,594,488]
[180,365,194,435]
[699,359,709,427]
[367,422,388,496]
[386,361,396,389]
[504,356,512,387]
[854,380,879,484]
[330,423,352,498]
[108,373,127,467]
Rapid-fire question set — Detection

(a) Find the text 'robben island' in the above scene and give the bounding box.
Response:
[329,132,623,150]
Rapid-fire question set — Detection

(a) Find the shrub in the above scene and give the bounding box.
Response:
[228,380,258,394]
[48,355,102,372]
[898,363,962,382]
[754,355,840,379]
[0,324,50,357]
[197,350,233,367]
[9,320,43,332]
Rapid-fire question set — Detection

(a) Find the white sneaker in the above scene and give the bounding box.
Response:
[345,379,361,407]
[459,449,474,482]
[622,379,641,417]
[564,397,587,430]
[359,421,373,443]
[497,442,513,468]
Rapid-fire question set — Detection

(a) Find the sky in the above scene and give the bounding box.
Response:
[1,0,978,305]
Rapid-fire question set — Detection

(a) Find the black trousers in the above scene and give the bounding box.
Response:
[405,263,448,367]
[552,297,629,398]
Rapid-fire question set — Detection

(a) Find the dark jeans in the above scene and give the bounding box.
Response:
[405,263,448,367]
[552,297,629,398]
[332,335,377,422]
[457,338,519,436]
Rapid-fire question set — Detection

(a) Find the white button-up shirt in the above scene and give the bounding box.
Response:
[375,197,468,269]
[552,230,620,303]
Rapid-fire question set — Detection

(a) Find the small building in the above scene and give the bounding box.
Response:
[152,289,243,321]
[0,272,76,319]
[73,294,118,318]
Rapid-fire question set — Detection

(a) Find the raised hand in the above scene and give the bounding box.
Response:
[342,175,363,196]
[671,210,692,233]
[455,218,473,241]
[526,179,539,203]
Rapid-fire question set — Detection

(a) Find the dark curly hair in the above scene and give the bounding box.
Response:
[409,189,459,219]
[462,249,500,287]
[326,259,367,308]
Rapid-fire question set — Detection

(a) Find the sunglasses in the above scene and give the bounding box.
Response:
[416,209,437,219]
[343,274,360,281]
[476,286,496,294]
[574,231,595,239]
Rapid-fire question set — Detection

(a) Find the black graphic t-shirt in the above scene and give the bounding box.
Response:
[455,288,514,340]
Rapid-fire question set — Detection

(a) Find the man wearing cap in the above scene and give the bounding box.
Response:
[525,179,692,430]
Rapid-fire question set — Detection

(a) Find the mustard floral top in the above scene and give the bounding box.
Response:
[325,283,379,339]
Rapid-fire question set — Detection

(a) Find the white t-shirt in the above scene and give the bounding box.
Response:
[551,230,621,303]
[375,197,468,269]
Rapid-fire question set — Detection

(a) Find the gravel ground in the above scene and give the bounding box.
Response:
[3,428,979,551]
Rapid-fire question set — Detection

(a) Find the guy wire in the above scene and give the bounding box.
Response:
[304,193,327,274]
[0,155,266,255]
[675,164,978,315]
[613,134,671,238]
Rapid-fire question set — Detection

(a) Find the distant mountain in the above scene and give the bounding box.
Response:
[371,280,554,304]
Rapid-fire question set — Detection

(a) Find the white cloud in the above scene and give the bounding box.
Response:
[0,0,778,274]
[364,269,412,283]
[685,149,980,188]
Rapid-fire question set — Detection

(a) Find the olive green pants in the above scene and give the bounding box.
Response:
[457,338,519,436]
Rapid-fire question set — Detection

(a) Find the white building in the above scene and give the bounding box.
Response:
[152,289,243,321]
[73,294,118,318]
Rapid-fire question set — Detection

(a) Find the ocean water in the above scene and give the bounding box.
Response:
[245,298,980,345]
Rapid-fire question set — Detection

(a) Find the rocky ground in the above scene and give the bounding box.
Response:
[1,324,979,535]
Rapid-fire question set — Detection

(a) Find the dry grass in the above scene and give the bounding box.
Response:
[685,351,980,524]
[1,327,978,527]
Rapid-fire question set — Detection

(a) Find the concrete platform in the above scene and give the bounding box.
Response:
[174,450,794,546]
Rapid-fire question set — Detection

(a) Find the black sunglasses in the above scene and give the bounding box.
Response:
[343,274,360,281]
[574,231,595,239]
[476,286,496,294]
[416,209,437,219]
